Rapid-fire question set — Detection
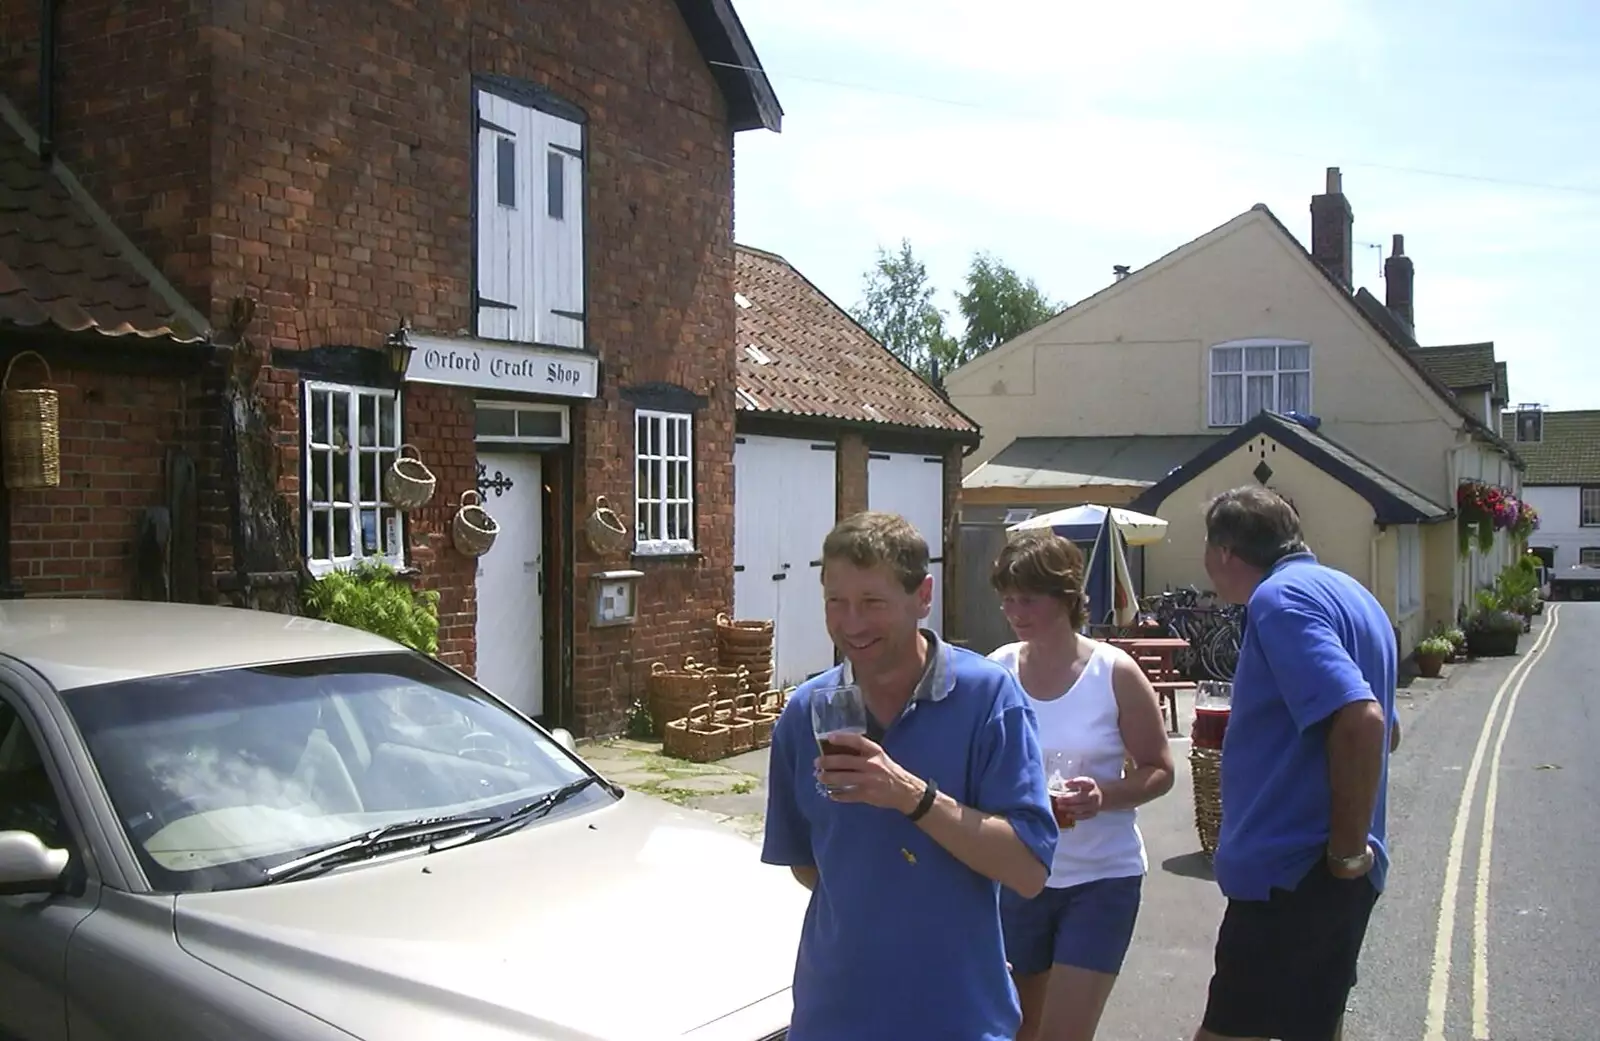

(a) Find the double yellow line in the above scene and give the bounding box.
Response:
[1422,603,1563,1041]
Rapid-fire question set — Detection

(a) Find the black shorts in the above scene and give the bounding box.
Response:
[1201,858,1379,1041]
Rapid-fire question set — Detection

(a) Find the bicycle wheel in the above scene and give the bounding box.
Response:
[1202,620,1241,680]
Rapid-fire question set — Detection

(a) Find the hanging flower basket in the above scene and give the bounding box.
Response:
[1456,480,1522,557]
[2,351,61,489]
[451,490,499,557]
[383,443,437,511]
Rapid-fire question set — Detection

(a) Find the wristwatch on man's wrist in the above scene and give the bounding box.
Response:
[1327,847,1373,874]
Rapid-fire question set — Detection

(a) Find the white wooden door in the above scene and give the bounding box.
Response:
[869,452,947,634]
[734,434,838,687]
[473,451,545,717]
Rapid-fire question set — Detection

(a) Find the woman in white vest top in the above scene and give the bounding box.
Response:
[989,530,1176,1041]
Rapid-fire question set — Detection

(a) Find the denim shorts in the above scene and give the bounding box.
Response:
[1000,873,1144,976]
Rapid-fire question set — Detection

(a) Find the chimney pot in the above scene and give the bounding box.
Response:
[1392,233,1405,256]
[1325,166,1342,193]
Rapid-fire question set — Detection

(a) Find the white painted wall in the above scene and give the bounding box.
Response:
[1522,486,1599,570]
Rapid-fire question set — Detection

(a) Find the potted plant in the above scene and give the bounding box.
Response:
[1413,635,1453,678]
[1442,626,1467,662]
[1464,606,1523,658]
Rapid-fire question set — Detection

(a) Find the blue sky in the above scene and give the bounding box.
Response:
[729,0,1600,411]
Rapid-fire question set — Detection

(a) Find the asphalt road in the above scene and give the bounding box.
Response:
[1095,603,1597,1041]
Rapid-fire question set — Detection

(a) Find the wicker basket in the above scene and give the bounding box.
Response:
[383,443,437,510]
[687,656,751,699]
[1190,744,1223,858]
[647,660,711,733]
[742,691,780,748]
[716,612,774,652]
[713,696,756,755]
[451,490,499,557]
[2,351,60,489]
[662,702,732,763]
[584,495,630,557]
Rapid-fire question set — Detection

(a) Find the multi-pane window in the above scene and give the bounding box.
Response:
[1579,548,1600,567]
[1582,487,1600,527]
[635,409,694,555]
[303,381,404,574]
[1209,341,1312,426]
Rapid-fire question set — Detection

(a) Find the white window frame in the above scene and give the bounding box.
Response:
[1396,525,1422,618]
[1580,547,1600,567]
[302,380,405,576]
[634,409,695,556]
[1581,487,1600,528]
[1208,338,1313,427]
[473,401,570,445]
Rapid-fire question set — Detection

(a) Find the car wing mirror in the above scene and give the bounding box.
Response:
[0,830,70,897]
[548,727,578,754]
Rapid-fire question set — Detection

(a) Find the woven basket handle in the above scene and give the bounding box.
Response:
[3,351,51,391]
[396,442,422,462]
[459,489,483,508]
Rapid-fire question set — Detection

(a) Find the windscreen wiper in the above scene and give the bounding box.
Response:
[259,813,497,885]
[456,775,605,845]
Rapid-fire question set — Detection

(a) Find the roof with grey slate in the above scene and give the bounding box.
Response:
[963,435,1222,490]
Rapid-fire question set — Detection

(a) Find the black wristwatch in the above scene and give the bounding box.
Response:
[906,778,938,822]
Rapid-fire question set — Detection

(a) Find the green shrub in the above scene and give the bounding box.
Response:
[1416,635,1454,659]
[301,561,440,655]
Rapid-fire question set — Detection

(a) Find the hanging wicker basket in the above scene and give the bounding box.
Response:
[2,351,61,489]
[584,495,630,557]
[383,443,437,511]
[451,490,499,557]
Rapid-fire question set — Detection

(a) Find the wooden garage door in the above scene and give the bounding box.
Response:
[868,451,946,634]
[734,434,838,687]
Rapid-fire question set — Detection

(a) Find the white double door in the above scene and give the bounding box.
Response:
[868,451,946,634]
[473,450,545,718]
[733,434,838,688]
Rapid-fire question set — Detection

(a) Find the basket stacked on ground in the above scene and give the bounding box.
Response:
[647,660,712,739]
[715,612,774,692]
[662,702,730,763]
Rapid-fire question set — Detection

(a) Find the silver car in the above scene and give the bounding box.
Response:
[0,600,804,1040]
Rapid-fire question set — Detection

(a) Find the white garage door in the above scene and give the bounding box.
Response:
[868,451,946,634]
[734,434,838,687]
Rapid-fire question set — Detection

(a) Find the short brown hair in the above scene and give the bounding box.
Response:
[990,530,1087,629]
[1205,486,1307,569]
[821,511,929,593]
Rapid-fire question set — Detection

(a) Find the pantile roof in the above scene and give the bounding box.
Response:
[0,122,202,343]
[733,245,977,437]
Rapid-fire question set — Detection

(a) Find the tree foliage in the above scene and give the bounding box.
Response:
[954,252,1061,367]
[850,239,955,382]
[851,240,1062,384]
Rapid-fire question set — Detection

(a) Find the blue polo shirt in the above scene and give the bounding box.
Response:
[761,632,1058,1041]
[1214,552,1399,901]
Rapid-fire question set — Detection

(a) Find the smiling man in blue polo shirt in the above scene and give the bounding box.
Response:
[762,510,1058,1041]
[1192,486,1398,1041]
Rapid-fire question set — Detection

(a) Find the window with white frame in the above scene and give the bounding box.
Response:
[303,381,404,574]
[474,84,585,349]
[1582,487,1600,527]
[1209,340,1312,426]
[635,409,694,555]
[1580,547,1600,567]
[1397,525,1422,616]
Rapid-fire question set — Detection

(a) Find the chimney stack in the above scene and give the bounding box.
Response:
[1384,233,1415,334]
[1310,167,1354,290]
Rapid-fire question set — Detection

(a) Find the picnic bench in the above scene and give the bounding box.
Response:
[1106,636,1190,736]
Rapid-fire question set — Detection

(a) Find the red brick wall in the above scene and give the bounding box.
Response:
[838,433,869,519]
[7,363,197,597]
[8,0,740,734]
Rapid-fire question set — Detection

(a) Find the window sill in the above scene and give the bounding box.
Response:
[631,550,703,564]
[306,556,411,579]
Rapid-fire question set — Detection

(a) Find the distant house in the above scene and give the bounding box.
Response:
[944,167,1525,652]
[1500,406,1600,571]
[733,245,978,683]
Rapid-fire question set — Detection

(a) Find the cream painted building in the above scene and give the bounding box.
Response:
[946,168,1525,645]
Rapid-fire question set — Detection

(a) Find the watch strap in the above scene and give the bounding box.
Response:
[906,778,938,822]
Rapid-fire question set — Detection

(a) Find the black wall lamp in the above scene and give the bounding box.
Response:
[384,319,415,383]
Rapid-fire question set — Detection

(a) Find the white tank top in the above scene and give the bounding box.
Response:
[990,641,1148,889]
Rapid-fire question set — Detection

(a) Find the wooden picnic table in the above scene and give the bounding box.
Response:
[1106,637,1190,736]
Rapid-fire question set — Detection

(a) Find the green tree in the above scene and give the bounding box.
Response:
[851,239,955,382]
[953,252,1062,367]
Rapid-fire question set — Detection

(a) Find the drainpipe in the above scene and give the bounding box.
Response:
[38,0,59,163]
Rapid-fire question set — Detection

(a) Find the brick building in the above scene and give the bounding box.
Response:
[0,0,782,734]
[731,245,980,685]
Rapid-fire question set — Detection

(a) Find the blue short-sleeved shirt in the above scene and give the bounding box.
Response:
[761,631,1058,1041]
[1214,552,1399,901]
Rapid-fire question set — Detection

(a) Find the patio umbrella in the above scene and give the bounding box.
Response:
[1009,503,1168,547]
[1082,512,1141,628]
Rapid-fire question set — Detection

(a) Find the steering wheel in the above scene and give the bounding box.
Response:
[457,731,515,768]
[125,795,223,844]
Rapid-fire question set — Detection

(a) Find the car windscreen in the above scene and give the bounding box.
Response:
[58,651,605,893]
